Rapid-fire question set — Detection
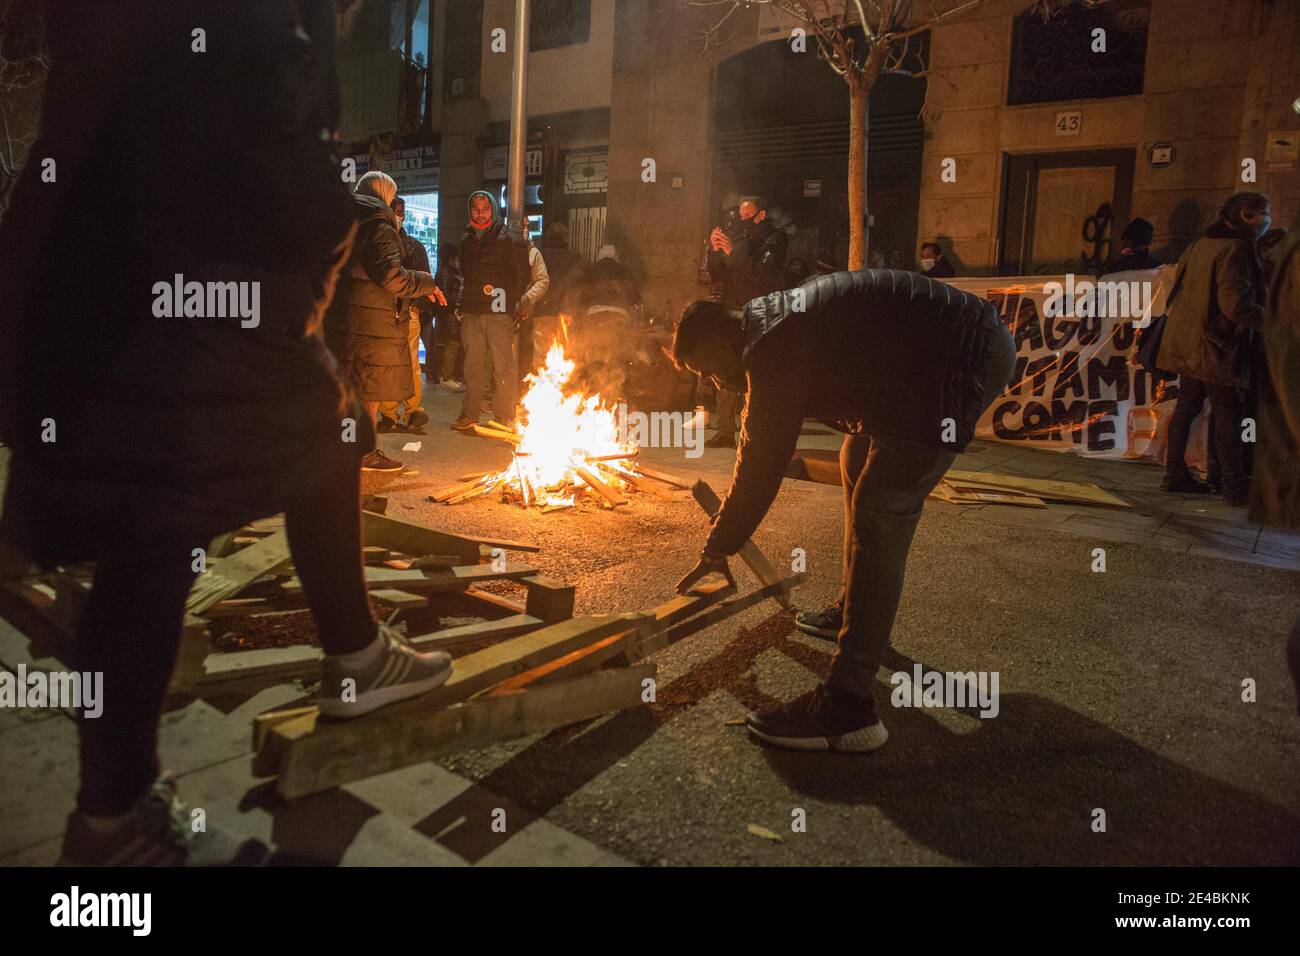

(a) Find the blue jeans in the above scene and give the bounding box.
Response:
[827,324,1016,697]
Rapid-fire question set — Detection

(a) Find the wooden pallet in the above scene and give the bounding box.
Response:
[0,509,567,703]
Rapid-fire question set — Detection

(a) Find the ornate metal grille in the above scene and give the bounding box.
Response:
[1008,1,1150,106]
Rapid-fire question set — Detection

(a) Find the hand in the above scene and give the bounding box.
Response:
[429,286,447,307]
[710,229,732,255]
[675,550,736,595]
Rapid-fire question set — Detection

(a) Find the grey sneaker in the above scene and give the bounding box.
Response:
[318,622,454,718]
[59,772,269,867]
[795,603,842,640]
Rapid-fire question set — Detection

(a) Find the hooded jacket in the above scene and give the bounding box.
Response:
[705,269,1002,556]
[1157,219,1265,386]
[457,190,535,315]
[707,217,788,309]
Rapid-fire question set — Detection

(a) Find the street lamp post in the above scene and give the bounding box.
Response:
[506,0,530,239]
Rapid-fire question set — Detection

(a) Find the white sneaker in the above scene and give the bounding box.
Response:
[318,623,453,719]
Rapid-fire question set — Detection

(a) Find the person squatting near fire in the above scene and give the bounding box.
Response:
[672,269,1016,752]
[451,190,549,432]
[1158,192,1272,506]
[705,197,788,449]
[0,1,458,866]
[324,171,448,473]
[375,195,436,436]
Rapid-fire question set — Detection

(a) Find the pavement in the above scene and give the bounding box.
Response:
[1,383,1298,866]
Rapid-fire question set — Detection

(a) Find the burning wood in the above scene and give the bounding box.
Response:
[442,343,677,510]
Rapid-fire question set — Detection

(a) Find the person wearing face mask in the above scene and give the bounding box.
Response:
[705,196,788,448]
[916,241,956,278]
[1158,192,1272,506]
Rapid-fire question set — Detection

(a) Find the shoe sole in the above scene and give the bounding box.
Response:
[360,464,404,472]
[745,720,888,753]
[319,662,454,719]
[794,620,840,640]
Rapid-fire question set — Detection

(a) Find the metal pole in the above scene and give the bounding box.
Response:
[506,0,530,239]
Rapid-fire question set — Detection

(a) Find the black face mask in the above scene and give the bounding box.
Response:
[743,216,767,242]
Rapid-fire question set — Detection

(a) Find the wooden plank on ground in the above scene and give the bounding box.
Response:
[638,572,805,657]
[605,464,674,502]
[636,464,691,489]
[362,510,483,564]
[522,575,576,623]
[943,469,1130,508]
[410,613,544,649]
[573,465,627,507]
[691,481,793,609]
[269,662,654,798]
[186,531,293,614]
[369,589,428,609]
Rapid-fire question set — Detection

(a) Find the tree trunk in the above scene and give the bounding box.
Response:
[847,79,868,270]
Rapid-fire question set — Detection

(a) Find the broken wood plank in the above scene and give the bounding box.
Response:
[268,662,654,799]
[445,482,497,505]
[362,510,486,565]
[410,613,544,649]
[691,482,792,609]
[605,464,674,502]
[639,572,805,657]
[522,575,576,623]
[943,469,1130,508]
[636,464,691,489]
[186,531,293,614]
[459,586,526,618]
[472,424,520,445]
[431,477,491,503]
[574,465,627,507]
[368,589,428,610]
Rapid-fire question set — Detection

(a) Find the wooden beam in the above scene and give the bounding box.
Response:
[635,464,691,489]
[691,482,792,609]
[472,424,520,445]
[369,589,428,610]
[362,510,483,564]
[186,531,293,614]
[522,574,576,623]
[605,464,674,502]
[409,613,544,649]
[270,662,654,799]
[573,465,627,507]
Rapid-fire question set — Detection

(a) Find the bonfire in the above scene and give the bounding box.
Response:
[431,343,682,510]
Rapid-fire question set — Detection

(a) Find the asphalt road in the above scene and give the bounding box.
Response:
[359,391,1300,866]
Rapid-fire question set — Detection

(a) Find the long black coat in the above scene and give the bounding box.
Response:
[0,1,364,568]
[325,195,437,402]
[706,270,1002,556]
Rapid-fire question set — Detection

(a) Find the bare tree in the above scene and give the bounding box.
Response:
[0,0,49,215]
[689,0,994,269]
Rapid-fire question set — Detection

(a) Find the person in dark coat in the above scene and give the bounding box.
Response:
[432,242,465,390]
[376,195,435,434]
[917,241,957,278]
[1104,217,1163,273]
[325,171,444,469]
[530,223,587,370]
[1249,233,1300,709]
[671,269,1016,753]
[706,197,788,448]
[1158,192,1270,504]
[0,2,454,866]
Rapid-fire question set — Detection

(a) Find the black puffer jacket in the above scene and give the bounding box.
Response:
[0,0,363,568]
[325,194,437,401]
[708,219,788,308]
[706,269,1002,556]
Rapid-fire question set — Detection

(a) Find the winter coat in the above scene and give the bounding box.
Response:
[923,256,957,278]
[535,240,586,317]
[399,229,434,322]
[324,193,437,402]
[705,269,1003,556]
[0,1,363,568]
[1157,220,1266,387]
[1250,234,1300,530]
[708,219,789,308]
[578,257,641,315]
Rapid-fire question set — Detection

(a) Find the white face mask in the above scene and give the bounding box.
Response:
[919,258,936,272]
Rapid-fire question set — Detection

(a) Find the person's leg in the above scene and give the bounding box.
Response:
[403,316,425,425]
[283,462,375,656]
[458,312,486,422]
[487,314,518,426]
[1206,382,1249,501]
[826,436,957,698]
[75,541,198,817]
[794,434,867,639]
[1165,377,1207,482]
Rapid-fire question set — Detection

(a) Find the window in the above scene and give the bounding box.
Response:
[1007,0,1150,106]
[530,0,591,52]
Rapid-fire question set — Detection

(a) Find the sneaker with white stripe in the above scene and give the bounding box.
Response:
[318,622,453,719]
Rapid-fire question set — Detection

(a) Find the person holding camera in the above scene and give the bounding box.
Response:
[705,196,787,448]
